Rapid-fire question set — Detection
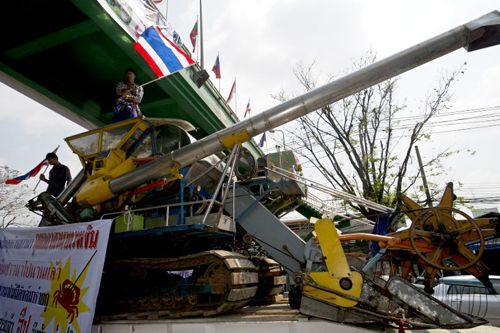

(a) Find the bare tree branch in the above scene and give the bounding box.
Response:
[0,166,39,228]
[271,53,463,220]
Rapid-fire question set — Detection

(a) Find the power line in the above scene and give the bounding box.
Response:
[273,104,500,169]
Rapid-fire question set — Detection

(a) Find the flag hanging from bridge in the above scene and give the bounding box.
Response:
[133,26,194,78]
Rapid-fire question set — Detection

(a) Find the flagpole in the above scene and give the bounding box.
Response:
[234,77,237,114]
[33,145,60,192]
[245,98,250,118]
[196,15,199,63]
[33,164,49,192]
[138,63,197,88]
[200,0,204,70]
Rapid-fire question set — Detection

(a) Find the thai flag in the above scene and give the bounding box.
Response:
[6,146,59,185]
[259,132,266,147]
[133,26,194,78]
[244,101,251,118]
[6,159,48,185]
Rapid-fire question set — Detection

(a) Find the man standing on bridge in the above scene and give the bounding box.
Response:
[40,152,72,197]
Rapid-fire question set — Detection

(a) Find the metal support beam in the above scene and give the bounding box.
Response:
[4,20,100,60]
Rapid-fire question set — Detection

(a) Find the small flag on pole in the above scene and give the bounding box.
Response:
[190,20,198,52]
[6,147,59,185]
[212,55,221,79]
[244,101,251,118]
[133,26,194,78]
[227,80,236,103]
[259,132,266,147]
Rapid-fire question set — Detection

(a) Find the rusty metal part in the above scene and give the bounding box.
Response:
[300,268,488,328]
[250,256,286,304]
[304,216,492,328]
[336,183,496,291]
[408,206,484,271]
[339,233,438,252]
[242,233,253,244]
[393,183,492,289]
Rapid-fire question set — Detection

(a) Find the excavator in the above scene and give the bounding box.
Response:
[26,10,500,329]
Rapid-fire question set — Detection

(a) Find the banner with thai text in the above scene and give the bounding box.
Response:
[0,220,112,333]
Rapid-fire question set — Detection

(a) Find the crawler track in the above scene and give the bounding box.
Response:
[251,256,286,304]
[95,250,258,319]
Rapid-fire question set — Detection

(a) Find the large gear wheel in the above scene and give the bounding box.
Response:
[399,183,485,271]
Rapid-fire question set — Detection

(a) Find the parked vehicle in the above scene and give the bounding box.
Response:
[432,275,500,326]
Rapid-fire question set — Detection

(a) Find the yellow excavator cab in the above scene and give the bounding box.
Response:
[64,118,196,207]
[65,118,151,166]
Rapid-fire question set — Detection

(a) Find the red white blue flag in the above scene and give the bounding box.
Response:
[244,101,251,118]
[190,20,198,53]
[259,132,266,147]
[212,55,221,79]
[227,80,236,103]
[133,26,194,78]
[5,159,48,185]
[5,146,59,185]
[6,147,59,185]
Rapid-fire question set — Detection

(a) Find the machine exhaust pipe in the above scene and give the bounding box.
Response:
[57,168,86,205]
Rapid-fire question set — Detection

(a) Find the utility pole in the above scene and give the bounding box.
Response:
[415,146,432,207]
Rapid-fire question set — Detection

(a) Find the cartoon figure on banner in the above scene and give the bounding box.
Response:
[41,256,93,333]
[52,279,81,323]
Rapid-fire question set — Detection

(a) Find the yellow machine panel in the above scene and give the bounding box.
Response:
[303,219,363,308]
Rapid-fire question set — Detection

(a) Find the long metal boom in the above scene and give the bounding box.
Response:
[108,11,500,196]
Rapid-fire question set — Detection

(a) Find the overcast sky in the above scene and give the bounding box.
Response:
[1,0,500,214]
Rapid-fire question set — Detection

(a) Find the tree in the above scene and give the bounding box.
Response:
[0,166,39,228]
[271,52,463,220]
